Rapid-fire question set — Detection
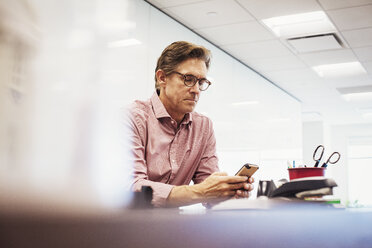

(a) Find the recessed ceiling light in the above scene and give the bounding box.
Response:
[108,38,141,48]
[262,11,336,38]
[312,62,366,78]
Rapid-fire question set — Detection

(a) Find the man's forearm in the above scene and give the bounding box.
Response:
[166,184,204,207]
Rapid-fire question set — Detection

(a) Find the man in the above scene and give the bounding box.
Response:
[128,41,254,207]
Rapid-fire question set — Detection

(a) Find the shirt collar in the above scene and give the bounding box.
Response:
[151,92,193,125]
[181,112,192,125]
[151,92,170,119]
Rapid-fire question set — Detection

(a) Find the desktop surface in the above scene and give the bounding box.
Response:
[1,200,372,248]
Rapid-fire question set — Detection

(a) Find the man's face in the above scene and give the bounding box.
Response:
[158,58,207,121]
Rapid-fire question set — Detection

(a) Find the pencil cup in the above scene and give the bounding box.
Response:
[288,167,326,180]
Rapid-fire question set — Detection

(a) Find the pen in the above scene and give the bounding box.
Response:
[287,160,292,168]
[293,160,295,168]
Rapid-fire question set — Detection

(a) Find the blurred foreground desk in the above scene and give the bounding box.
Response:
[1,199,372,248]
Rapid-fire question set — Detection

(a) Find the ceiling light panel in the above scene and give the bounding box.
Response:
[312,62,367,78]
[261,11,336,38]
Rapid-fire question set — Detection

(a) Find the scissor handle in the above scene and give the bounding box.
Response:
[313,145,325,167]
[326,152,341,164]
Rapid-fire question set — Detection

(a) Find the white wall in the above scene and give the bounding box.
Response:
[302,121,326,167]
[301,121,372,205]
[330,123,372,205]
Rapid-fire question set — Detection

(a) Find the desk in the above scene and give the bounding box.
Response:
[1,202,372,248]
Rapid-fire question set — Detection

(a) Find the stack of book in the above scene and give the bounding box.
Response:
[269,176,337,199]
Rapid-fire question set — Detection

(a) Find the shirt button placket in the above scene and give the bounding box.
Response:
[169,128,179,181]
[169,145,176,181]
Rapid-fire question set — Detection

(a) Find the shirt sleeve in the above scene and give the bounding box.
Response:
[127,109,174,207]
[192,118,220,184]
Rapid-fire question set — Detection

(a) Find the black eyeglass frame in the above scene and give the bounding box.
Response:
[172,71,211,91]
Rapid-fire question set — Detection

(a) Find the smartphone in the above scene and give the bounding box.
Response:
[235,163,259,177]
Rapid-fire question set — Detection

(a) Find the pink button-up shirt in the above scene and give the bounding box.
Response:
[128,92,219,207]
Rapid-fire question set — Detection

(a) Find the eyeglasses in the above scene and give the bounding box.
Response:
[172,71,211,91]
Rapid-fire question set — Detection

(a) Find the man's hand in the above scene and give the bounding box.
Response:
[198,172,255,208]
[234,176,254,199]
[195,172,250,202]
[166,172,255,207]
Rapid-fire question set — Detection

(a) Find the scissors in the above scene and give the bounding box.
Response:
[313,145,341,168]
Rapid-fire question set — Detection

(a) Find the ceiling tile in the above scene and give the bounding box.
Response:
[342,28,372,47]
[237,0,322,19]
[163,0,254,29]
[298,49,358,66]
[195,21,275,45]
[324,75,372,87]
[327,5,372,31]
[288,83,336,98]
[353,46,372,62]
[244,55,307,72]
[318,0,372,10]
[146,0,207,9]
[274,79,326,94]
[301,99,365,125]
[222,40,293,59]
[268,68,320,83]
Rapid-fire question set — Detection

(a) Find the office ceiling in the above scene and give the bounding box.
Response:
[145,0,372,125]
